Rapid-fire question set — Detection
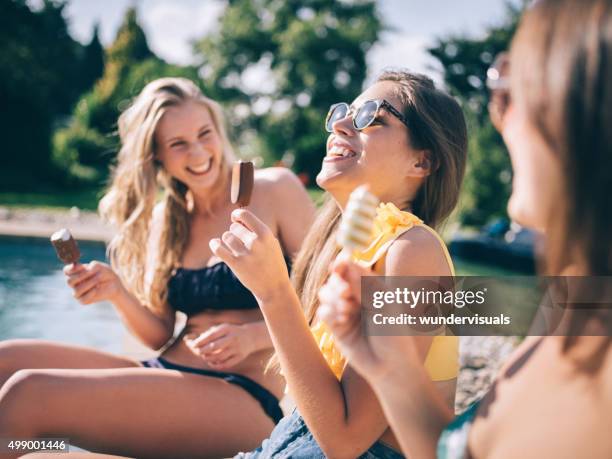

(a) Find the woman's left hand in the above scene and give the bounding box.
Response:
[184,323,256,369]
[209,209,291,303]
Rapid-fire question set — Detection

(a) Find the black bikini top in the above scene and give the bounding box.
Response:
[167,257,291,316]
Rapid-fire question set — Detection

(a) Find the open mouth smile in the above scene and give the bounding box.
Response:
[187,158,213,175]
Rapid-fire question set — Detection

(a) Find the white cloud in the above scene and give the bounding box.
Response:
[140,0,224,65]
[366,32,443,87]
[241,54,276,95]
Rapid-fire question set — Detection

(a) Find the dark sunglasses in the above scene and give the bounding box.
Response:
[325,99,409,132]
[486,52,511,131]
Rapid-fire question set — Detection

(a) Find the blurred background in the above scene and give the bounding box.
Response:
[0,0,533,348]
[2,0,524,227]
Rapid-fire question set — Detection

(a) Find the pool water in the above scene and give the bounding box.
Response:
[0,237,124,353]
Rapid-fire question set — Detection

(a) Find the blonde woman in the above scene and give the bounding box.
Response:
[318,1,612,458]
[0,78,315,458]
[209,71,468,458]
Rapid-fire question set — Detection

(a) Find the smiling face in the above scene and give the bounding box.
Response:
[155,100,224,191]
[316,81,431,207]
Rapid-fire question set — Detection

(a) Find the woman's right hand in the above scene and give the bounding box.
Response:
[64,261,126,305]
[317,258,423,384]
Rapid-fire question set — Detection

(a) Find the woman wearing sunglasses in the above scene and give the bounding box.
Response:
[195,70,469,458]
[318,0,612,457]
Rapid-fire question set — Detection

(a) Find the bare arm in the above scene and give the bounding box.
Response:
[108,282,175,350]
[112,203,176,349]
[65,205,175,350]
[211,212,449,457]
[371,361,454,459]
[226,168,315,356]
[318,226,457,458]
[257,281,388,458]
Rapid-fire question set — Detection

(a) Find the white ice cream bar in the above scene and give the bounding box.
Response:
[51,228,72,242]
[337,185,380,250]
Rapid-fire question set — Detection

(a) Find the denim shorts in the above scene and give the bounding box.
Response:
[234,409,404,458]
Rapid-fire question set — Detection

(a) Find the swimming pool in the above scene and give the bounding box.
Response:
[0,237,124,354]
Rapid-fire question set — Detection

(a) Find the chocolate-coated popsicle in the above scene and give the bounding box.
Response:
[50,228,81,264]
[231,160,254,207]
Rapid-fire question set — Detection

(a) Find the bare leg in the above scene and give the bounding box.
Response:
[0,367,274,459]
[0,339,140,387]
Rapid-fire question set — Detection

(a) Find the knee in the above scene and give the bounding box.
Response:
[0,339,31,375]
[0,369,49,434]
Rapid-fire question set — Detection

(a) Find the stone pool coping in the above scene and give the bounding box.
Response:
[0,206,112,242]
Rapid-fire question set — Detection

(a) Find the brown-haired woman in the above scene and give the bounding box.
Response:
[318,0,612,457]
[203,70,468,458]
[0,77,315,458]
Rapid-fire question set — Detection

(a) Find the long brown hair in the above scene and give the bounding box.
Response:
[511,0,612,277]
[99,78,235,315]
[293,71,468,336]
[511,0,612,348]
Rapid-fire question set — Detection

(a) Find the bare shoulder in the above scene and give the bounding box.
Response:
[150,201,166,234]
[253,167,313,208]
[255,166,305,191]
[385,225,452,276]
[252,167,315,253]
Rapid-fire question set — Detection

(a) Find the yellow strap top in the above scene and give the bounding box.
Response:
[311,202,459,381]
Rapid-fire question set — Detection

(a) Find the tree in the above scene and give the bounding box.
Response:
[0,0,86,189]
[428,2,524,225]
[195,0,382,183]
[53,7,198,183]
[79,23,105,94]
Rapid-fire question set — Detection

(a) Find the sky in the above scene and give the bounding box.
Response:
[36,0,520,86]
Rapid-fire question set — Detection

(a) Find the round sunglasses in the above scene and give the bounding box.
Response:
[325,99,409,132]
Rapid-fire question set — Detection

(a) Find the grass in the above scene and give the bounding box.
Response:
[0,188,102,211]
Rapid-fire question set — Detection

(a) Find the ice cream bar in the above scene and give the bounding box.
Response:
[50,228,81,264]
[337,185,380,251]
[231,160,254,207]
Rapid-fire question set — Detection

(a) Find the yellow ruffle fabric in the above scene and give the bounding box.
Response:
[312,202,459,381]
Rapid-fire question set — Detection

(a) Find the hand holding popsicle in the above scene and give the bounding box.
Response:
[211,161,298,302]
[51,229,126,305]
[317,185,404,374]
[318,185,379,332]
[319,186,433,380]
[210,208,290,303]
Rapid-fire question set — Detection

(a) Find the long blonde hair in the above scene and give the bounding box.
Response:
[99,77,236,314]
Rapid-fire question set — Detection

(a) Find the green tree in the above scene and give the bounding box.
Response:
[79,23,105,94]
[53,7,198,183]
[428,2,524,225]
[0,0,85,190]
[195,0,382,183]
